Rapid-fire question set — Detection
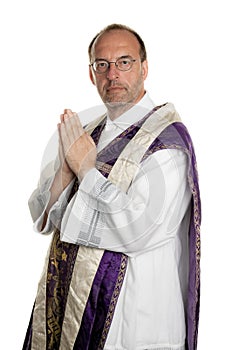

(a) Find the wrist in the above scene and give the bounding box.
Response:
[77,166,95,183]
[58,167,75,186]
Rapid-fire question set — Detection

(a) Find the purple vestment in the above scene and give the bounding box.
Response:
[23,106,201,350]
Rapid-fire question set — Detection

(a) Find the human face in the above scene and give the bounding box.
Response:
[89,30,148,107]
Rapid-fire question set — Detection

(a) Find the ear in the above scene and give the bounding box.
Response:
[141,60,148,80]
[89,66,96,85]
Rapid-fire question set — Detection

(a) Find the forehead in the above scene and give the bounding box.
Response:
[92,30,140,59]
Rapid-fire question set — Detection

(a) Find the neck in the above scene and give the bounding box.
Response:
[106,102,135,120]
[105,91,146,120]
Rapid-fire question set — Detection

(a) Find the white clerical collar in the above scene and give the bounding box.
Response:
[105,92,155,131]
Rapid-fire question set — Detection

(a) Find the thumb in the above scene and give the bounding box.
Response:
[86,133,96,147]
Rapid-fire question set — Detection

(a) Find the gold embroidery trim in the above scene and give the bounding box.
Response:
[59,246,104,349]
[98,254,128,350]
[31,240,53,350]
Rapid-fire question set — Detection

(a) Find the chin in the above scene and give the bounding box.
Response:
[105,100,128,107]
[105,95,127,104]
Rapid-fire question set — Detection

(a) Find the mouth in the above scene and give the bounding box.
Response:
[106,86,125,92]
[103,84,127,103]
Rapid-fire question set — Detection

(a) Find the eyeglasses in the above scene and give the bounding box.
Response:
[90,56,137,73]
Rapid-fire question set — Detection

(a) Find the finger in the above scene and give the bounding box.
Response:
[57,124,65,152]
[60,121,71,153]
[64,109,77,121]
[57,123,65,159]
[63,113,84,142]
[58,138,64,160]
[64,108,73,114]
[57,123,62,139]
[69,114,85,139]
[62,114,76,143]
[61,109,73,121]
[86,133,96,147]
[63,111,81,126]
[66,109,75,118]
[74,113,83,129]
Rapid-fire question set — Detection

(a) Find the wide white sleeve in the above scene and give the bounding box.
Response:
[28,160,75,234]
[60,149,192,256]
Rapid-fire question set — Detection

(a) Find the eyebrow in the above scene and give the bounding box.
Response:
[94,55,133,62]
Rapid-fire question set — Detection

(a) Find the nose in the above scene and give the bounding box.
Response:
[106,62,119,80]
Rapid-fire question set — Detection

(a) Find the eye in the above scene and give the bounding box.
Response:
[94,60,109,72]
[117,58,132,70]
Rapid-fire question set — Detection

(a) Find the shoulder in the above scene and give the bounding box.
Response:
[143,121,193,159]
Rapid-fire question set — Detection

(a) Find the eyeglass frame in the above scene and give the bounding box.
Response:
[89,56,138,74]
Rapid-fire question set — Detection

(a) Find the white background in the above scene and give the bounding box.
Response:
[0,0,232,348]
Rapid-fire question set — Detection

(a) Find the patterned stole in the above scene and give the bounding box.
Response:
[23,103,201,350]
[142,122,201,350]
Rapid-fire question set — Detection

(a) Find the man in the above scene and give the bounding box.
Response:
[23,24,201,350]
